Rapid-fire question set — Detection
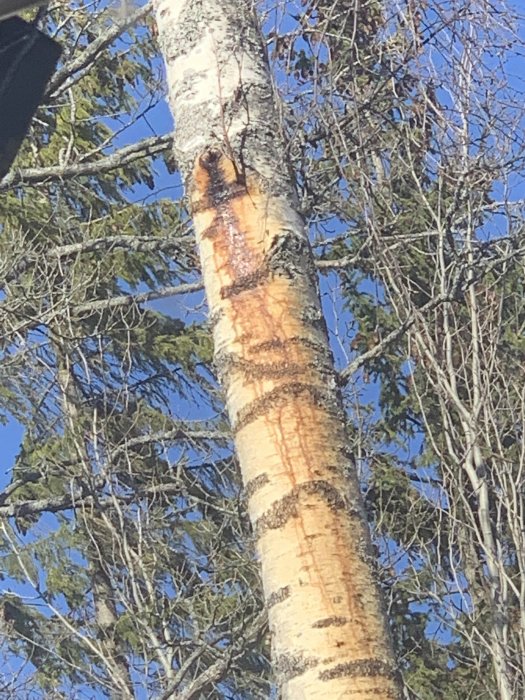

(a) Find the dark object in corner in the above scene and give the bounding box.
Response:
[0,16,61,180]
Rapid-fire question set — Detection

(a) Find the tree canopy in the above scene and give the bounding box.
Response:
[0,0,524,697]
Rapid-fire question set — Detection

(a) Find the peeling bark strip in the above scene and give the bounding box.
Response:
[154,0,401,697]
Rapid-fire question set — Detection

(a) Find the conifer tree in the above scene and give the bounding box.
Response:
[0,3,268,697]
[1,1,524,698]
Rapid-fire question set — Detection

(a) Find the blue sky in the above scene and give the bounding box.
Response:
[1,0,524,695]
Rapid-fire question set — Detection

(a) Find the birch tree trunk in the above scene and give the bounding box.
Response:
[154,1,401,696]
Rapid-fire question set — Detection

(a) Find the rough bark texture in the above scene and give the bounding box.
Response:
[154,1,401,696]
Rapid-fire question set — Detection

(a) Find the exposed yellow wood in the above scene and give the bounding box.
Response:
[189,151,401,697]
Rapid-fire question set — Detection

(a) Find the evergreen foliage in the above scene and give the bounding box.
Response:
[0,3,268,697]
[0,0,523,697]
[269,0,525,696]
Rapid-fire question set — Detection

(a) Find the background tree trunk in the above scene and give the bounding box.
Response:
[54,337,135,699]
[154,1,401,696]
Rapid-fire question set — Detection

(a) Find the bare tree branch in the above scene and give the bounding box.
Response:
[46,3,152,98]
[0,134,173,190]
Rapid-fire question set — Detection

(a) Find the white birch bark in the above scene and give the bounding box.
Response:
[154,1,401,696]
